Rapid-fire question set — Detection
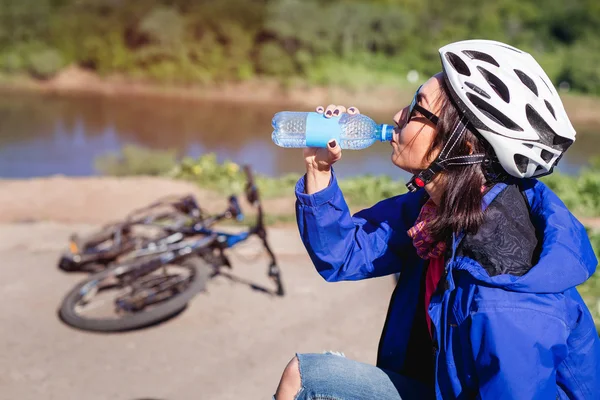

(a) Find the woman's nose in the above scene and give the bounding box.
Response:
[394,107,409,127]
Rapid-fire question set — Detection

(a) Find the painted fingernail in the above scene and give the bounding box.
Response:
[348,107,355,112]
[333,109,340,116]
[325,110,332,116]
[316,106,324,112]
[329,140,337,148]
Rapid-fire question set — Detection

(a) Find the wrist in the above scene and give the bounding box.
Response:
[306,163,331,174]
[304,166,332,194]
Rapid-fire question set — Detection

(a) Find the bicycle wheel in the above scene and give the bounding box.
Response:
[58,256,213,332]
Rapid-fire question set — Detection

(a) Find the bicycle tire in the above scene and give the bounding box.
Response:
[58,256,213,332]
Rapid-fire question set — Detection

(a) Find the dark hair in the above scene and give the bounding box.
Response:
[425,76,501,242]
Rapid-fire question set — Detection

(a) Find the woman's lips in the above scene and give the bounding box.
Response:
[390,129,399,146]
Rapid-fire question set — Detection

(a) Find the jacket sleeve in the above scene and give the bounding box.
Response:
[295,169,421,282]
[469,307,569,399]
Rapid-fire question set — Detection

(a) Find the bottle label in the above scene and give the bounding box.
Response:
[305,113,342,148]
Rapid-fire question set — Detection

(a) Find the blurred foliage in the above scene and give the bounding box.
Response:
[541,158,600,217]
[0,0,600,93]
[28,48,64,79]
[582,229,600,328]
[94,144,177,176]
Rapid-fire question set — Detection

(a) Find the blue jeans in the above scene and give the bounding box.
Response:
[280,352,435,400]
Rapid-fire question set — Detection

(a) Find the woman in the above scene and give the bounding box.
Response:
[274,40,600,399]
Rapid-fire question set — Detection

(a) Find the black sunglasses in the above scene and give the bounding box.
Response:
[408,85,439,126]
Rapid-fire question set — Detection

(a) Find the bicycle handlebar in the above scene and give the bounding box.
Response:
[243,165,259,206]
[228,195,244,221]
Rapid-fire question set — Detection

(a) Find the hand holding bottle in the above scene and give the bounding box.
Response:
[304,105,360,194]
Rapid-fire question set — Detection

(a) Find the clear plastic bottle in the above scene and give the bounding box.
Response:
[271,111,394,150]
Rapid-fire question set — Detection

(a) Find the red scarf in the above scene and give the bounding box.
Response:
[407,199,446,338]
[407,199,446,259]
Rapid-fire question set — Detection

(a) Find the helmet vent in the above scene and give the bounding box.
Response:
[465,82,491,99]
[540,149,554,163]
[523,143,534,149]
[514,69,538,97]
[553,134,573,150]
[477,66,510,103]
[445,52,471,76]
[525,104,572,151]
[514,154,529,174]
[544,100,556,119]
[462,50,500,67]
[467,93,523,132]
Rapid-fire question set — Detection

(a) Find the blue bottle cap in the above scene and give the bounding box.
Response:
[379,124,394,142]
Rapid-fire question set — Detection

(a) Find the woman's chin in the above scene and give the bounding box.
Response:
[390,155,405,170]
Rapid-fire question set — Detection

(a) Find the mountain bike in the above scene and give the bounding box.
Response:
[57,194,217,273]
[58,166,284,332]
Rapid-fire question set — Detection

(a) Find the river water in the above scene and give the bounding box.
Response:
[1,91,598,180]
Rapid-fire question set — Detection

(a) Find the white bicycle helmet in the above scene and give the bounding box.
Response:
[439,39,575,178]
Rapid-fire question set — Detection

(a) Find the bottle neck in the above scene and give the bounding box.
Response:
[378,124,395,142]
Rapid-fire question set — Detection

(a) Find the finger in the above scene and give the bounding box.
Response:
[315,106,324,114]
[324,104,336,118]
[332,105,346,117]
[347,106,360,115]
[327,139,342,162]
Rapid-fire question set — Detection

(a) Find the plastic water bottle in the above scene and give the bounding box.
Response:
[271,111,395,150]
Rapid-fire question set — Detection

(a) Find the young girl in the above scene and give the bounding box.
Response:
[274,40,600,399]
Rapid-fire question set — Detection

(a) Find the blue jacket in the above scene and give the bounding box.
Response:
[295,171,600,399]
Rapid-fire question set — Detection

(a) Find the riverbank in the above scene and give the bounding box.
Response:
[3,66,600,128]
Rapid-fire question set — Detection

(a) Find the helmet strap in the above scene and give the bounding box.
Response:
[406,116,490,192]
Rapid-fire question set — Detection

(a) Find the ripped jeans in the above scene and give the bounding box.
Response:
[276,352,435,400]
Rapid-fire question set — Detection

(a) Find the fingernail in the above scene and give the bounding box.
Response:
[348,107,355,112]
[329,140,337,148]
[316,106,324,112]
[326,110,332,116]
[333,109,340,116]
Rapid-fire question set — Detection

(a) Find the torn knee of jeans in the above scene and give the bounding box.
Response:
[322,350,346,357]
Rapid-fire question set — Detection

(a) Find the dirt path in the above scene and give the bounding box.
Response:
[0,177,396,400]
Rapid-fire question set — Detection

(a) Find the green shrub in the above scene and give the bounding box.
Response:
[255,42,296,77]
[171,153,246,194]
[340,174,406,207]
[579,229,600,329]
[542,160,600,216]
[0,52,23,73]
[94,145,177,176]
[139,7,185,47]
[27,48,64,79]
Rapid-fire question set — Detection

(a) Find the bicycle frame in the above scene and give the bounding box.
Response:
[111,165,284,302]
[61,194,242,270]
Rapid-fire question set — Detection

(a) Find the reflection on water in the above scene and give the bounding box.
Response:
[0,91,597,180]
